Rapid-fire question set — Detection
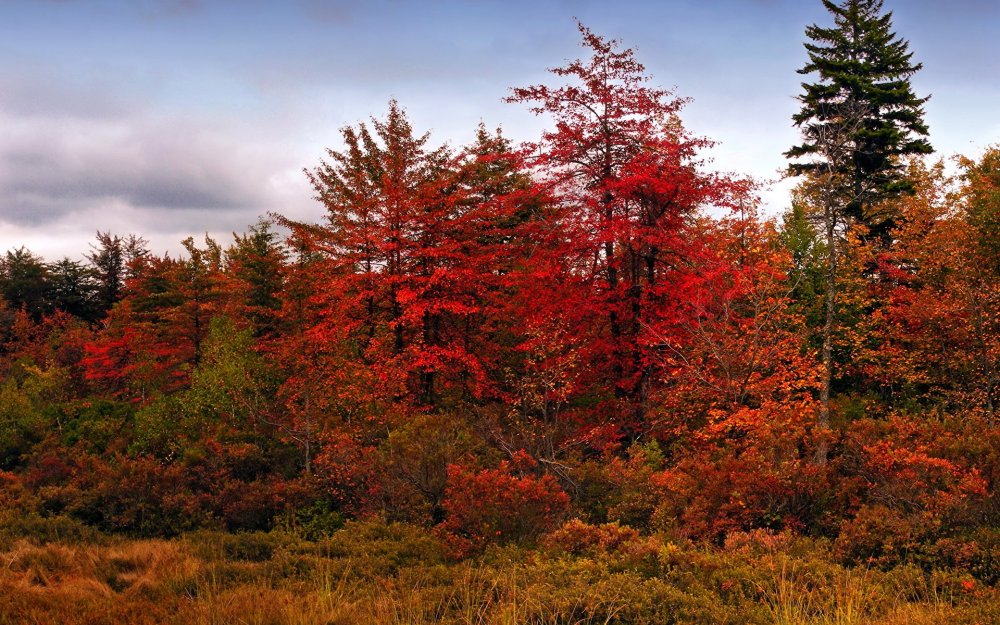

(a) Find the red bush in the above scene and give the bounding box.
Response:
[437,461,569,556]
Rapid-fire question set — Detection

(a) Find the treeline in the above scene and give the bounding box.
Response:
[1,11,998,576]
[0,233,148,323]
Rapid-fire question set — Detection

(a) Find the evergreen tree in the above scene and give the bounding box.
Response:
[88,231,150,314]
[786,0,932,242]
[225,219,287,337]
[88,232,126,314]
[47,258,101,321]
[0,248,51,319]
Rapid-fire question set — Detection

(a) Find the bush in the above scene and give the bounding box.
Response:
[437,461,569,557]
[187,530,302,562]
[279,497,345,541]
[0,513,105,548]
[542,518,641,556]
[319,521,446,577]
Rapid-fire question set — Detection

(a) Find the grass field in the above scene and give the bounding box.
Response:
[1,518,996,625]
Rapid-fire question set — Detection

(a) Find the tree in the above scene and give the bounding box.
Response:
[83,239,224,400]
[786,0,931,243]
[271,234,330,475]
[0,248,51,319]
[87,232,150,315]
[304,100,452,407]
[304,101,529,410]
[508,23,738,432]
[865,155,1000,422]
[790,101,871,463]
[960,148,1000,420]
[47,258,100,321]
[183,316,279,431]
[168,236,225,367]
[82,301,178,401]
[962,147,1000,275]
[225,219,287,337]
[87,232,125,314]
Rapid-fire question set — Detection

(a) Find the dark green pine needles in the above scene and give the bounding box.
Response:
[787,0,932,243]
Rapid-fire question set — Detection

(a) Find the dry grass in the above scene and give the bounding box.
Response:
[0,539,194,625]
[758,558,998,625]
[0,530,995,625]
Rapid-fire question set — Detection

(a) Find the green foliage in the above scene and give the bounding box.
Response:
[46,259,101,321]
[0,362,66,469]
[0,514,105,550]
[378,412,487,523]
[0,248,52,319]
[780,202,827,331]
[601,440,668,529]
[183,316,279,429]
[60,400,133,453]
[187,530,304,562]
[318,521,447,577]
[278,498,345,541]
[787,0,932,239]
[130,394,186,456]
[225,218,287,336]
[962,146,1000,273]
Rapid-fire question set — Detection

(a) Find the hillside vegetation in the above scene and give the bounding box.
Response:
[1,4,998,623]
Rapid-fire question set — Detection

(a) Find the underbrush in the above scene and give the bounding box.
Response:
[0,519,996,625]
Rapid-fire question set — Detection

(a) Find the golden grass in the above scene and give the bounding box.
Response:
[0,530,995,625]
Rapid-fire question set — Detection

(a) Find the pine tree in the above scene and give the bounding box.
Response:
[225,219,287,337]
[786,0,932,242]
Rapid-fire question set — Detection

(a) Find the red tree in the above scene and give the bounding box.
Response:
[302,102,533,410]
[508,24,746,436]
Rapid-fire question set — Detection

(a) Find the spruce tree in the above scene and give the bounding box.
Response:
[786,0,932,242]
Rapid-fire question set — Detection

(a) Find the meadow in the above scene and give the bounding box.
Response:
[2,518,997,625]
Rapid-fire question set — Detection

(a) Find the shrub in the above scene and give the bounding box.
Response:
[542,518,641,556]
[376,412,486,524]
[0,514,104,549]
[437,461,569,556]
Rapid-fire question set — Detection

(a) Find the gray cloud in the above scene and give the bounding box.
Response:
[0,114,276,224]
[0,65,320,260]
[298,0,358,24]
[0,65,149,120]
[137,0,203,19]
[2,0,996,261]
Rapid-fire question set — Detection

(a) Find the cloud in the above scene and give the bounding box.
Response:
[0,65,149,120]
[135,0,204,20]
[0,65,322,259]
[0,113,278,222]
[298,0,357,24]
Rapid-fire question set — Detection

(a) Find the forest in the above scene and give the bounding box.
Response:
[1,1,998,623]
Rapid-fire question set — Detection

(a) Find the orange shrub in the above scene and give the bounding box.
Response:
[437,460,569,557]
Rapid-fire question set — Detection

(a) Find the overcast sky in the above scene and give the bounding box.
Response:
[2,0,998,260]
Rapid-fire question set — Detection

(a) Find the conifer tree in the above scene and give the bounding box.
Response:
[787,0,931,242]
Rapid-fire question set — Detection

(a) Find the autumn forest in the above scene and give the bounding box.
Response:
[1,2,999,623]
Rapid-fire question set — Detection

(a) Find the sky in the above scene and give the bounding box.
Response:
[1,0,998,260]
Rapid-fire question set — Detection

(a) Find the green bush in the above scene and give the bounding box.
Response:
[0,513,105,549]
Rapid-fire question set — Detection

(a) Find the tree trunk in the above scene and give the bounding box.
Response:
[817,203,837,465]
